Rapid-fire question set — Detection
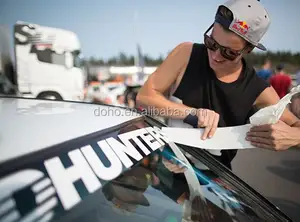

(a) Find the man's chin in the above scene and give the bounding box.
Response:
[209,59,223,72]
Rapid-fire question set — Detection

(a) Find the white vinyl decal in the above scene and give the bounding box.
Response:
[81,141,123,181]
[161,124,254,150]
[161,85,300,151]
[0,126,166,221]
[0,170,57,222]
[44,149,102,210]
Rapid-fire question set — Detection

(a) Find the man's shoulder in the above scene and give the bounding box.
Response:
[170,42,207,69]
[177,42,207,63]
[173,42,205,55]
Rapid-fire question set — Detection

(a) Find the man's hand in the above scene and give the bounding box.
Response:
[196,109,220,140]
[246,120,300,151]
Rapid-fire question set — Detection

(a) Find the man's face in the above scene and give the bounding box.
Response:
[207,23,248,72]
[264,61,271,69]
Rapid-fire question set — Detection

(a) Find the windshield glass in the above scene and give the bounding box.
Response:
[73,50,81,68]
[56,119,288,222]
[0,117,290,222]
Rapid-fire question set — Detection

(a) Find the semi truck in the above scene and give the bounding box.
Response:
[0,21,85,101]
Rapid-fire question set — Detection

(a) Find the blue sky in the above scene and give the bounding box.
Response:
[1,0,300,59]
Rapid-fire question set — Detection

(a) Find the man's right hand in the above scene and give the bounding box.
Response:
[194,108,220,140]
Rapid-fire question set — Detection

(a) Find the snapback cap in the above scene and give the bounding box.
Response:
[215,0,271,51]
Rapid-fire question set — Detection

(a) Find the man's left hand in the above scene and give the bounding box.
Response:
[246,120,299,151]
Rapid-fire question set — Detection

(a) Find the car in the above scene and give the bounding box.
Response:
[0,96,294,222]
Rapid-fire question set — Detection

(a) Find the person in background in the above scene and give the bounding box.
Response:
[269,64,292,98]
[127,94,136,109]
[116,94,126,107]
[256,59,272,81]
[85,80,113,105]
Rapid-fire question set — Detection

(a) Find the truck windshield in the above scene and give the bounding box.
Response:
[33,47,81,69]
[73,51,81,68]
[34,48,65,67]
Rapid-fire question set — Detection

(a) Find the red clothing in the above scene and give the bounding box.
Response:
[270,73,292,98]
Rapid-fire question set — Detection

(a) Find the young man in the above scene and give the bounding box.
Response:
[136,0,300,169]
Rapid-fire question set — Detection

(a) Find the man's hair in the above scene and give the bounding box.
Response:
[276,64,284,72]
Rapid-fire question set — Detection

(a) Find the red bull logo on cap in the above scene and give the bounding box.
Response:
[232,19,250,35]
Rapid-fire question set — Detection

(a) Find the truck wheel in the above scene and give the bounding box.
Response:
[37,92,63,101]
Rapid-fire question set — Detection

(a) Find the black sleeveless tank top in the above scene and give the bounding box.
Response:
[173,43,270,167]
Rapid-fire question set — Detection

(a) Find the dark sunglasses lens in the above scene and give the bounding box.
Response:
[205,35,241,61]
[222,48,240,61]
[204,35,218,51]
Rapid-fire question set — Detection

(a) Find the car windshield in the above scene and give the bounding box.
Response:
[0,115,291,222]
[68,119,287,222]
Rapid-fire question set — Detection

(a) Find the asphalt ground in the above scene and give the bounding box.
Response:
[232,148,300,222]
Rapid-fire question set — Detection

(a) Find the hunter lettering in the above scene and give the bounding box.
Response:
[139,130,162,151]
[118,128,151,156]
[42,126,169,211]
[105,137,143,168]
[44,149,101,210]
[145,127,169,145]
[81,140,123,181]
[0,126,172,221]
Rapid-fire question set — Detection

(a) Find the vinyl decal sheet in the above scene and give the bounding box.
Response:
[162,85,300,151]
[161,124,255,150]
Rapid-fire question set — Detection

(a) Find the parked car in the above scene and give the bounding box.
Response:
[0,96,294,222]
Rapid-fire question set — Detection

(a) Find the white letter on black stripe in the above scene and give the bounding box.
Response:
[81,141,122,181]
[44,149,101,210]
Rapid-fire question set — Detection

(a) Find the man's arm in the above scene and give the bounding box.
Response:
[254,86,300,126]
[136,42,195,119]
[248,86,300,149]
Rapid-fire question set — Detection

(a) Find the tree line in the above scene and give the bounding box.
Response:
[81,52,164,66]
[81,51,300,73]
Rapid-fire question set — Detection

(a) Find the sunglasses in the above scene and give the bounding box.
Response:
[204,24,247,61]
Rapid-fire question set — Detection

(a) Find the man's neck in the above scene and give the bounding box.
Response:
[215,60,243,83]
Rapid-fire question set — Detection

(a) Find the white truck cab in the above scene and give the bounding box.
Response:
[14,21,85,101]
